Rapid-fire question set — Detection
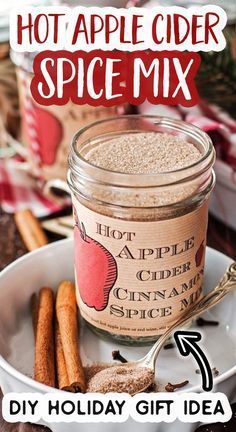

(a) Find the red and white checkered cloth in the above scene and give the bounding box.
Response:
[139,101,236,170]
[0,157,70,218]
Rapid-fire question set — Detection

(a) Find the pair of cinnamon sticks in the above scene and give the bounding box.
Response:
[15,209,85,391]
[32,281,86,392]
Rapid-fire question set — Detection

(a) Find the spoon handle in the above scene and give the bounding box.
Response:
[141,262,236,368]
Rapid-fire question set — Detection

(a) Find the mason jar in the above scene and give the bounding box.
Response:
[68,115,215,345]
[0,2,20,156]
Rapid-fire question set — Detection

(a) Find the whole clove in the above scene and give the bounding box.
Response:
[195,367,219,377]
[196,317,219,327]
[212,367,219,377]
[165,380,189,392]
[164,342,175,350]
[112,350,128,363]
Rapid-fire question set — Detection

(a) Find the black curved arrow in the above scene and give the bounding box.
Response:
[174,330,213,392]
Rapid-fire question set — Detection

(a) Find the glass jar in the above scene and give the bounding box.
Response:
[11,50,128,181]
[68,115,215,345]
[0,2,21,156]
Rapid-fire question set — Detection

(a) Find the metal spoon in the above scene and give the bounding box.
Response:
[122,262,236,395]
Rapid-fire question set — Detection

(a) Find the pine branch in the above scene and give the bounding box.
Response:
[196,31,236,117]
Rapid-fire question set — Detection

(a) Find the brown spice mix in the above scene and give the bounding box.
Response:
[86,364,154,394]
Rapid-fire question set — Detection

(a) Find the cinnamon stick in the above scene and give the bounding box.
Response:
[55,320,72,392]
[32,292,72,391]
[31,293,39,339]
[56,281,86,392]
[34,287,55,387]
[14,209,48,251]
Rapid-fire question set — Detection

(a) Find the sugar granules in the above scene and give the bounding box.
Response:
[85,132,202,174]
[86,364,154,394]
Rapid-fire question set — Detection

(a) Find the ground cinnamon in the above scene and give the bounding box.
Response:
[14,209,48,251]
[56,281,86,393]
[34,287,55,387]
[87,365,154,394]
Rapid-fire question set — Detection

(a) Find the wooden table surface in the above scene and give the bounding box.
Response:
[0,214,235,432]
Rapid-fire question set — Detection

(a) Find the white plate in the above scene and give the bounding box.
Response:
[0,239,235,432]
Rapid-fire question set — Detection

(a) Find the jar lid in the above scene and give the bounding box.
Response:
[0,0,56,43]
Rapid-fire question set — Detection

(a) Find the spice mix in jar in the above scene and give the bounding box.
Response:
[68,115,215,345]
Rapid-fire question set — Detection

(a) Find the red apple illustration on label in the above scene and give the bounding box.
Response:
[195,240,205,267]
[74,220,118,311]
[29,104,63,165]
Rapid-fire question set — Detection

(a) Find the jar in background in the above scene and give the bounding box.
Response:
[11,50,129,182]
[0,3,20,153]
[68,115,215,345]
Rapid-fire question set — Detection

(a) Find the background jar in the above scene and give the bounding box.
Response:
[68,115,215,345]
[10,50,128,182]
[0,2,21,156]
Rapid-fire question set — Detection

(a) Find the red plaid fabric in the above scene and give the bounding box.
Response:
[139,101,236,170]
[0,157,70,218]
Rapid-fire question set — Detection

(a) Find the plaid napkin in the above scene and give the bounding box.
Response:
[139,101,236,169]
[0,157,70,218]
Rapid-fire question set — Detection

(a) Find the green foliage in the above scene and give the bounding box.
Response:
[196,31,236,118]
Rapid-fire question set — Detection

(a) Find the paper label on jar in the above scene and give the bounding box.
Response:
[73,200,208,337]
